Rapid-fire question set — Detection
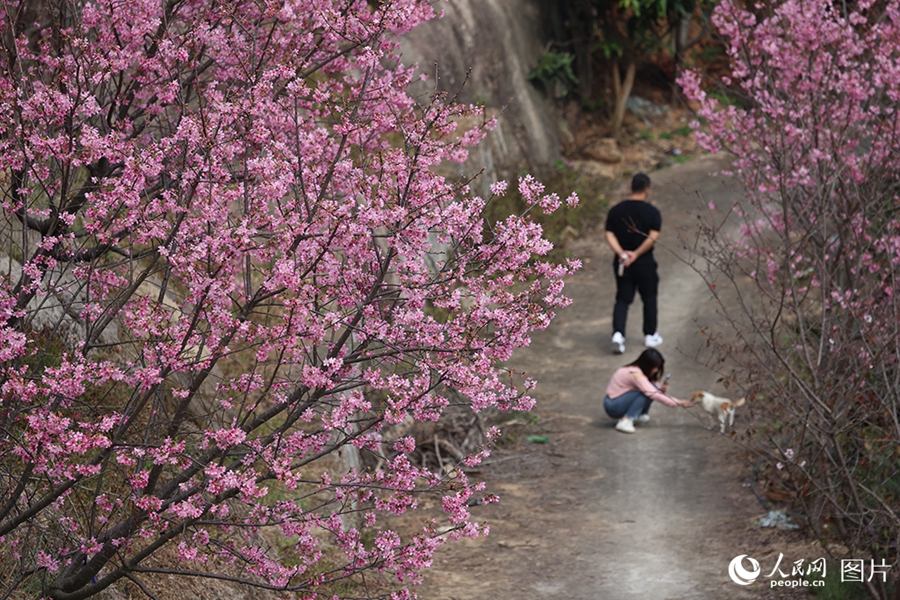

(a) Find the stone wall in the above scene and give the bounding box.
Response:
[401,0,564,195]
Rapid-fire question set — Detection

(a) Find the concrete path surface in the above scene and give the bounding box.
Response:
[417,156,780,600]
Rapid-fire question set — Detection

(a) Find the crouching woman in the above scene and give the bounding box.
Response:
[604,349,692,433]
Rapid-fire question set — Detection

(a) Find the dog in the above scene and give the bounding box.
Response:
[691,391,746,433]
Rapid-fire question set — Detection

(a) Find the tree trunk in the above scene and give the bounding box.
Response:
[672,12,691,103]
[567,0,594,105]
[611,58,635,135]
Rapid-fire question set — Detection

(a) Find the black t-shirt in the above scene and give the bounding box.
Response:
[604,199,662,265]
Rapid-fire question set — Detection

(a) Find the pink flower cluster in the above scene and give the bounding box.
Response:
[0,0,578,597]
[678,2,900,565]
[679,0,900,340]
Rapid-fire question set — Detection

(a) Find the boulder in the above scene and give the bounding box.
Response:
[584,138,623,164]
[568,159,620,181]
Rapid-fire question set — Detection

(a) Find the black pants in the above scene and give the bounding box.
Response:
[612,259,658,336]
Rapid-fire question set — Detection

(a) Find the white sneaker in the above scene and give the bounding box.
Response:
[636,414,650,423]
[611,332,625,355]
[615,418,636,433]
[644,332,663,347]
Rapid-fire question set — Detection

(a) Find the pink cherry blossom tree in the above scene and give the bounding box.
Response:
[0,1,578,598]
[680,2,899,597]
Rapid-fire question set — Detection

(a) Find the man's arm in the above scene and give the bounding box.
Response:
[605,230,625,256]
[625,229,659,267]
[606,230,637,269]
[605,229,659,266]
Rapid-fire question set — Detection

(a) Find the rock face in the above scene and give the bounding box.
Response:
[0,254,119,348]
[401,0,562,195]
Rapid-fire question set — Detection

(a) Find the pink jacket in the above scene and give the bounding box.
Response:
[605,366,681,408]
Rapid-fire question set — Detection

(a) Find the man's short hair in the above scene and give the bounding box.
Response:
[631,173,651,193]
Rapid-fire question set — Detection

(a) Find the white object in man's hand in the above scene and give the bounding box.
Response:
[618,254,628,276]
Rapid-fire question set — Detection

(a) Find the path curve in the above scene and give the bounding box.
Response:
[419,156,771,600]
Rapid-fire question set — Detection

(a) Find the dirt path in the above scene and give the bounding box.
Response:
[416,156,780,600]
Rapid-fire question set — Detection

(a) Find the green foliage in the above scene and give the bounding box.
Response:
[836,424,900,557]
[690,43,725,64]
[707,90,745,107]
[582,97,607,112]
[596,0,698,59]
[674,124,693,136]
[640,129,654,140]
[473,92,491,107]
[658,131,674,140]
[529,49,579,98]
[599,38,624,60]
[491,409,541,447]
[504,409,541,427]
[809,566,869,600]
[616,0,670,20]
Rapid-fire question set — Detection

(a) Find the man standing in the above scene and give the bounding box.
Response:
[604,173,663,354]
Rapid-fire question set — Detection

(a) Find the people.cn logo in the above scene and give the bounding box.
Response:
[729,555,761,586]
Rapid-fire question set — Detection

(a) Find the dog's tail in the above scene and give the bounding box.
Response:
[733,397,746,407]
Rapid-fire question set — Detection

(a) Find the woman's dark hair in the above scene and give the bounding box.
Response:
[626,349,664,382]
